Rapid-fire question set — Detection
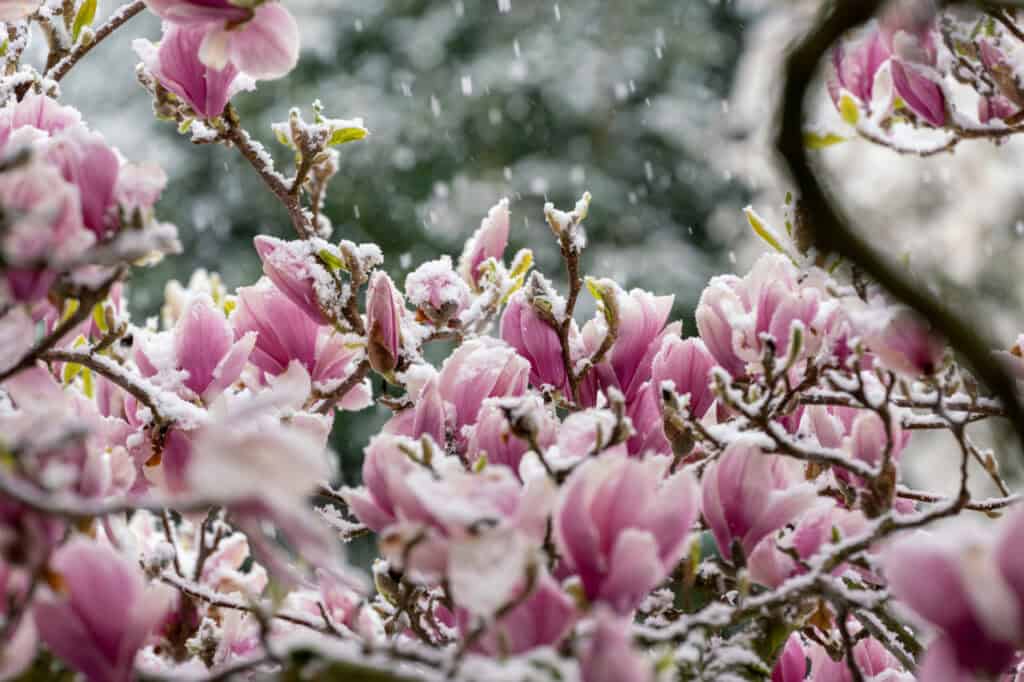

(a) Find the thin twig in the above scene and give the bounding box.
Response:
[47,0,146,82]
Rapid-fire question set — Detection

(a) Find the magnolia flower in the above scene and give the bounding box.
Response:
[34,538,171,682]
[459,198,510,289]
[232,279,372,409]
[46,126,121,238]
[697,254,826,378]
[628,335,716,456]
[772,634,808,682]
[555,454,699,613]
[366,271,404,377]
[701,438,818,561]
[578,608,653,682]
[581,283,677,404]
[136,293,255,403]
[0,160,91,302]
[437,337,530,438]
[456,570,576,656]
[501,289,568,394]
[405,255,471,325]
[880,11,946,127]
[134,25,247,119]
[465,396,558,474]
[885,521,1024,680]
[253,235,328,324]
[143,0,300,80]
[342,433,434,533]
[829,29,888,109]
[0,0,41,22]
[864,305,945,377]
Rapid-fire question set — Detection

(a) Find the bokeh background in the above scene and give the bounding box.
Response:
[57,0,1024,505]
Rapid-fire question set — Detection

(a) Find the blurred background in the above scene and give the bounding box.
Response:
[57,0,1024,504]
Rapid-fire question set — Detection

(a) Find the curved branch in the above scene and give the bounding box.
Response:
[776,0,1024,455]
[46,0,146,83]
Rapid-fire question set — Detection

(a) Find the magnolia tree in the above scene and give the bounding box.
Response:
[6,0,1024,681]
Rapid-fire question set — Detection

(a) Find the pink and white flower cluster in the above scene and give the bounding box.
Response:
[2,3,1024,682]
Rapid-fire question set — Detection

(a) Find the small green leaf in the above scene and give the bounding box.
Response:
[803,131,847,149]
[72,0,97,43]
[318,248,344,271]
[92,303,108,333]
[472,454,488,472]
[744,207,785,254]
[328,126,368,146]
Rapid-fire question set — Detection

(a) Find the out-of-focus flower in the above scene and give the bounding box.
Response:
[807,632,913,681]
[134,25,246,119]
[459,198,509,289]
[578,608,653,682]
[772,634,808,682]
[366,271,405,377]
[342,433,434,533]
[701,437,818,561]
[143,0,300,80]
[0,0,41,22]
[885,522,1024,680]
[863,305,944,377]
[0,160,92,302]
[405,255,470,325]
[555,454,698,613]
[34,538,171,682]
[456,570,576,656]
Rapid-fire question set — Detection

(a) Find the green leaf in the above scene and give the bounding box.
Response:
[317,248,344,271]
[328,126,368,146]
[803,131,847,149]
[744,207,785,254]
[72,0,97,43]
[92,303,108,333]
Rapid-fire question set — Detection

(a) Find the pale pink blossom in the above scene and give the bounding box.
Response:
[555,454,698,613]
[459,198,509,289]
[34,538,171,682]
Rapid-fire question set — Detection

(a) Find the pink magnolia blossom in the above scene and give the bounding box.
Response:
[885,524,1024,680]
[582,283,677,404]
[465,396,558,474]
[33,538,171,682]
[134,25,245,119]
[696,254,827,378]
[366,271,405,376]
[0,160,91,302]
[772,634,808,682]
[628,335,716,456]
[143,0,300,80]
[136,293,255,403]
[828,30,889,107]
[456,570,576,656]
[253,235,328,325]
[501,289,568,393]
[701,437,818,561]
[864,305,945,377]
[232,279,372,409]
[578,608,653,682]
[807,633,913,681]
[405,255,471,325]
[437,337,530,438]
[555,454,699,613]
[382,368,450,446]
[459,198,510,289]
[880,11,946,126]
[46,127,121,238]
[343,433,435,533]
